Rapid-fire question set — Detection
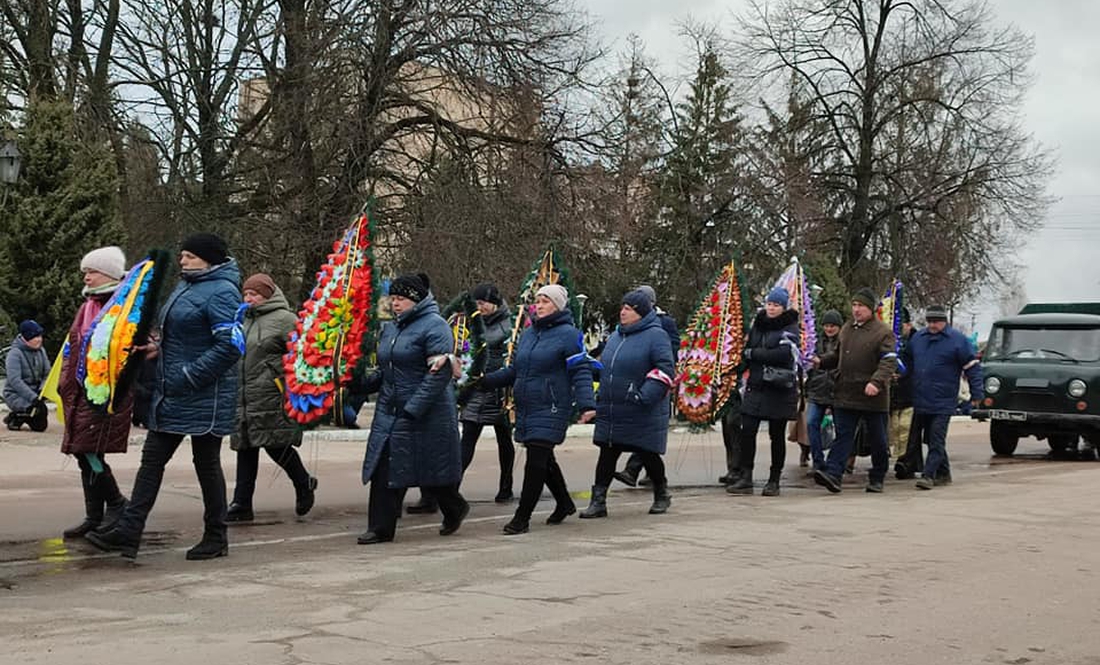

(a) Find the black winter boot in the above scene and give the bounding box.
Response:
[99,497,129,533]
[85,527,141,559]
[63,469,103,539]
[579,485,608,519]
[295,476,318,516]
[225,502,254,523]
[649,479,671,514]
[186,536,229,561]
[726,475,754,495]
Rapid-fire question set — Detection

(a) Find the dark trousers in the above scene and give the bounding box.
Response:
[75,453,125,518]
[231,445,311,507]
[911,413,952,480]
[368,443,467,538]
[739,414,788,480]
[117,430,228,543]
[596,446,665,487]
[825,409,888,483]
[460,418,515,492]
[514,443,571,523]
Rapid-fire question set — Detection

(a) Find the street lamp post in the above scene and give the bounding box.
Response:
[0,139,22,209]
[576,293,588,331]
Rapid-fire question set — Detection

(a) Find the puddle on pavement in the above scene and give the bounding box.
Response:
[698,638,789,656]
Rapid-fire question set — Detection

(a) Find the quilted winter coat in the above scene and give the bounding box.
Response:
[360,296,462,488]
[146,260,243,436]
[231,288,302,451]
[481,308,595,445]
[740,308,801,421]
[460,305,512,425]
[59,289,133,455]
[592,310,676,453]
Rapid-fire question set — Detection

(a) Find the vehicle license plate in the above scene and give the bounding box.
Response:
[990,410,1027,421]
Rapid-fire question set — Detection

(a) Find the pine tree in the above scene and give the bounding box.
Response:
[0,101,125,352]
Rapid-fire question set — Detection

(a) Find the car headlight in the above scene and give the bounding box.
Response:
[1068,379,1087,398]
[985,376,1001,395]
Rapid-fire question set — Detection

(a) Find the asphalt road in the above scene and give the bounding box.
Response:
[1,419,1098,665]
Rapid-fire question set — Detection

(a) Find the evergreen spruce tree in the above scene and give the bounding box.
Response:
[0,101,125,352]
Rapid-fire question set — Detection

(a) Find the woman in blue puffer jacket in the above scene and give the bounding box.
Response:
[88,233,243,561]
[356,273,469,545]
[579,289,676,519]
[481,284,595,535]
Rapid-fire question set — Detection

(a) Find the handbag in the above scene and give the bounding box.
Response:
[761,365,797,389]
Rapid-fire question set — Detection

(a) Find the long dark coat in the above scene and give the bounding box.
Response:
[592,310,676,453]
[481,308,595,445]
[59,291,133,455]
[460,305,512,424]
[147,260,243,436]
[231,288,302,451]
[740,308,801,421]
[360,296,462,488]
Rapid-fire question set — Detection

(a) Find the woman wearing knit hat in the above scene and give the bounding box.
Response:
[726,287,801,497]
[226,273,318,523]
[54,247,132,539]
[460,282,516,502]
[480,283,596,535]
[578,288,676,519]
[357,273,470,545]
[2,320,49,432]
[88,233,242,560]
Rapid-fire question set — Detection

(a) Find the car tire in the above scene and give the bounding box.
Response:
[990,422,1019,457]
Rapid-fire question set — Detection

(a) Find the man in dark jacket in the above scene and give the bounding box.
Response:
[612,285,679,488]
[813,288,897,493]
[901,305,983,490]
[889,309,915,469]
[805,310,842,471]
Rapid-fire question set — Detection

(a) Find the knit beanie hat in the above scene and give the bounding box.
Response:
[535,284,568,313]
[471,283,502,305]
[622,289,653,318]
[181,233,229,266]
[766,286,790,308]
[19,320,44,340]
[636,285,657,306]
[390,272,431,303]
[243,273,277,299]
[852,287,877,309]
[821,309,843,327]
[80,246,127,280]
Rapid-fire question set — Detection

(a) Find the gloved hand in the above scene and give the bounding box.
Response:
[626,383,643,405]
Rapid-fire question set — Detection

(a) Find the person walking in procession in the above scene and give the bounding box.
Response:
[481,284,595,535]
[356,273,469,545]
[3,320,50,432]
[901,305,983,490]
[613,284,679,488]
[580,289,676,518]
[58,247,133,538]
[804,309,842,472]
[726,287,801,497]
[88,233,243,560]
[226,273,318,523]
[812,288,898,494]
[889,309,917,476]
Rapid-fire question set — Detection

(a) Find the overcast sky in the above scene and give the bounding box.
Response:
[586,0,1100,334]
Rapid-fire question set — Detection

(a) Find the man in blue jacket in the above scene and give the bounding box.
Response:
[901,305,983,490]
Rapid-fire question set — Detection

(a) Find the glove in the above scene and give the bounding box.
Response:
[626,383,643,405]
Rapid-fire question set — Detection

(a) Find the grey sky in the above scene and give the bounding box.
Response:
[587,0,1100,333]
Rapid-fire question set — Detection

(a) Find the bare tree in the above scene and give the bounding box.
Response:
[740,0,1054,297]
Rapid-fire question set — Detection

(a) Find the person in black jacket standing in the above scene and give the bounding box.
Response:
[612,285,680,488]
[726,287,800,497]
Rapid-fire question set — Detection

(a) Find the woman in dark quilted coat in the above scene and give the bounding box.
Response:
[88,233,243,561]
[226,273,317,523]
[481,284,595,536]
[356,273,469,545]
[59,247,133,540]
[579,289,676,519]
[460,283,515,501]
[726,286,800,498]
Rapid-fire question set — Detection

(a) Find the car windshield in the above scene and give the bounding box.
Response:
[985,326,1100,363]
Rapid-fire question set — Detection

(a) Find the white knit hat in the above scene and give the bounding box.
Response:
[535,284,568,312]
[80,246,127,280]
